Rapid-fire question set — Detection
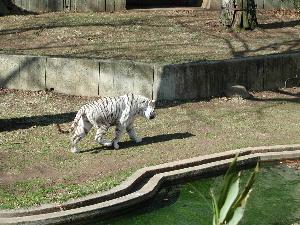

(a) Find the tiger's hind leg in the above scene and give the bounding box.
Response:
[71,116,92,153]
[95,125,112,147]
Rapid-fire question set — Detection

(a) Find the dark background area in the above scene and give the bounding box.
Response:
[126,0,202,9]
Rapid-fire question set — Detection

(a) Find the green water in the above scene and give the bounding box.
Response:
[94,163,300,225]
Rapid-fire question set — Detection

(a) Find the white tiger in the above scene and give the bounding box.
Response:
[57,93,156,153]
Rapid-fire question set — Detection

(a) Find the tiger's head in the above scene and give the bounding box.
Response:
[139,99,156,120]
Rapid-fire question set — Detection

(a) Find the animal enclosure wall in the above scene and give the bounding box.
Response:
[11,0,126,12]
[10,0,300,12]
[0,53,299,100]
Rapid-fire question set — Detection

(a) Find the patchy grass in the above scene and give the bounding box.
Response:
[1,88,300,209]
[0,9,299,63]
[0,171,132,209]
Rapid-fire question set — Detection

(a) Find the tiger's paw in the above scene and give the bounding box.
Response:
[113,142,119,150]
[71,147,80,153]
[103,141,112,147]
[134,137,142,143]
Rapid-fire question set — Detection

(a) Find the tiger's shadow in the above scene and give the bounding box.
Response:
[85,132,195,154]
[0,112,76,132]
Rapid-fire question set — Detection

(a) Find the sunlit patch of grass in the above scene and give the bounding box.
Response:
[0,10,299,63]
[0,169,132,209]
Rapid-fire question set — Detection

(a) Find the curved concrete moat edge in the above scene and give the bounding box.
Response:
[0,144,300,225]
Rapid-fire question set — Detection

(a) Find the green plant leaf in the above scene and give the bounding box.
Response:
[218,155,239,209]
[213,215,216,225]
[226,162,259,222]
[211,158,259,225]
[226,189,252,225]
[233,162,259,208]
[211,189,219,225]
[226,206,245,225]
[219,175,240,223]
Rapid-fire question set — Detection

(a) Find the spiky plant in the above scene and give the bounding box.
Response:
[211,156,259,225]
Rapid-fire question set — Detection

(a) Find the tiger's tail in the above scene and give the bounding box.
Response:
[56,123,71,134]
[71,107,85,129]
[56,108,86,134]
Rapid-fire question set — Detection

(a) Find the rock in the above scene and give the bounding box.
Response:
[224,85,252,99]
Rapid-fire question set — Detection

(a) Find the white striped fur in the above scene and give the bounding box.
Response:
[59,93,156,153]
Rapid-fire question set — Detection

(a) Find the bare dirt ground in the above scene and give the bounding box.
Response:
[1,87,300,208]
[0,9,299,63]
[283,159,300,171]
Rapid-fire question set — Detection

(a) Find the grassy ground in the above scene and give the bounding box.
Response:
[0,9,299,63]
[1,88,300,209]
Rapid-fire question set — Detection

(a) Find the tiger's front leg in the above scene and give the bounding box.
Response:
[112,125,126,149]
[126,123,142,143]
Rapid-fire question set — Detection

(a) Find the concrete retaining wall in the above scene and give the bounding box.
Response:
[0,54,154,99]
[46,57,99,96]
[0,53,299,100]
[153,53,300,100]
[0,55,46,91]
[99,60,153,98]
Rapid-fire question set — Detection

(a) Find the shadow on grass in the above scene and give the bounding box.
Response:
[0,15,173,36]
[87,132,195,154]
[249,89,300,104]
[274,89,300,97]
[258,20,300,30]
[0,112,76,132]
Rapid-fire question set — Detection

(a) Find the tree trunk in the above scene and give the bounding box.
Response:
[220,0,258,30]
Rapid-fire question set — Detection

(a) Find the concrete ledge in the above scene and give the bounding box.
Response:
[0,144,299,225]
[1,53,300,100]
